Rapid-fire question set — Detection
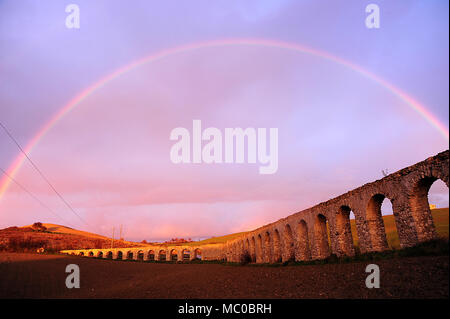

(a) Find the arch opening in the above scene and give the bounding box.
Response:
[117,251,123,260]
[366,194,395,251]
[137,250,144,261]
[126,251,133,260]
[106,251,113,259]
[159,250,166,261]
[182,249,191,261]
[410,177,449,242]
[194,248,202,260]
[170,249,178,261]
[147,250,155,261]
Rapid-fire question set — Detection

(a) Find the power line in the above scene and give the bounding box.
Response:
[0,121,87,225]
[0,166,74,227]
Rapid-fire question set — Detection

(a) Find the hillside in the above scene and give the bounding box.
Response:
[185,232,250,246]
[0,224,144,253]
[22,223,111,240]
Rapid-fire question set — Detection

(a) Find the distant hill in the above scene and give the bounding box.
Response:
[0,223,144,253]
[22,223,111,240]
[185,232,250,246]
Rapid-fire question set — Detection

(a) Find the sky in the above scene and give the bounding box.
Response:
[0,0,448,242]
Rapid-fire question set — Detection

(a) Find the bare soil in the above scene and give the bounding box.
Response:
[0,252,447,299]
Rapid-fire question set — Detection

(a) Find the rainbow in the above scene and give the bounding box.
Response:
[1,38,448,203]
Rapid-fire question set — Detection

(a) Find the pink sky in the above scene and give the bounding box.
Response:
[0,1,448,241]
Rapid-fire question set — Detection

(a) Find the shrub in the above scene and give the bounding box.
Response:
[31,222,47,232]
[7,237,48,252]
[239,251,252,265]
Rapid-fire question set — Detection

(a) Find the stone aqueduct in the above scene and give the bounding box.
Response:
[61,244,222,262]
[62,150,449,263]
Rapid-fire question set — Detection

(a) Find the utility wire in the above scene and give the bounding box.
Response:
[0,121,87,225]
[0,166,74,227]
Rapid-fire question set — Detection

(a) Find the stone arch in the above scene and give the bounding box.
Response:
[137,250,144,261]
[263,232,272,263]
[158,249,166,261]
[335,205,356,256]
[238,240,243,259]
[194,248,202,260]
[170,249,178,261]
[366,194,390,251]
[126,251,133,260]
[283,224,295,262]
[88,251,94,257]
[147,250,155,261]
[297,220,311,261]
[242,238,249,261]
[117,251,123,260]
[314,214,330,259]
[97,251,103,258]
[79,252,84,256]
[272,229,282,262]
[230,243,235,262]
[409,176,448,242]
[257,234,264,263]
[240,240,247,261]
[250,237,256,262]
[182,249,191,261]
[106,251,113,259]
[235,242,241,262]
[226,244,231,261]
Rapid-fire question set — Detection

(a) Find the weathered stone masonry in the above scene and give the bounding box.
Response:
[224,150,449,263]
[61,244,220,261]
[62,150,449,263]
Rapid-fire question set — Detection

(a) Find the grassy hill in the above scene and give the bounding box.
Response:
[22,223,111,240]
[0,223,145,252]
[185,232,250,246]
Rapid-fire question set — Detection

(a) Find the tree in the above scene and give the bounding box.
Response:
[32,222,47,232]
